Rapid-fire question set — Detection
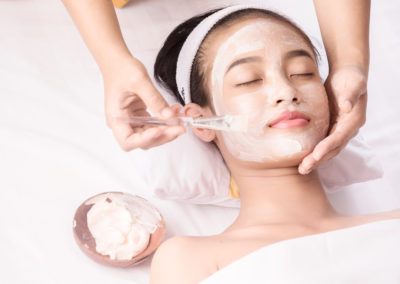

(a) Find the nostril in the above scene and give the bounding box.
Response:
[276,99,283,104]
[292,97,298,102]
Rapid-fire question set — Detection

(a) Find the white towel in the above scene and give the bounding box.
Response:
[201,219,400,283]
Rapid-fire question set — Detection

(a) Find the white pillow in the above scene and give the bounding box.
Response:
[317,135,383,192]
[129,127,383,208]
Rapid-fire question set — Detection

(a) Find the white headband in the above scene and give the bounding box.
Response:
[175,4,270,105]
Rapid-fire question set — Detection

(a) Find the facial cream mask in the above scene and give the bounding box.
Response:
[209,19,329,162]
[85,193,161,260]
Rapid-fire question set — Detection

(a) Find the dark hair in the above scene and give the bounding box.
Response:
[154,8,320,107]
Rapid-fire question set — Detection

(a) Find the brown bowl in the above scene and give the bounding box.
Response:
[73,192,166,267]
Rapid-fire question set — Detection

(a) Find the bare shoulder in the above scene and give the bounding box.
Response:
[150,235,217,284]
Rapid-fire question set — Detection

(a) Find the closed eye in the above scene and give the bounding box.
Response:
[236,79,262,87]
[290,72,314,78]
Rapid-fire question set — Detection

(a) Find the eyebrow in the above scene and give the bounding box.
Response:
[224,50,314,75]
[284,49,314,61]
[225,56,263,74]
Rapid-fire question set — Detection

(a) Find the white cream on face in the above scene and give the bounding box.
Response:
[85,193,161,260]
[209,19,329,162]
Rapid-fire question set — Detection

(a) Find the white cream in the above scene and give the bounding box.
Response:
[209,19,329,162]
[85,193,161,261]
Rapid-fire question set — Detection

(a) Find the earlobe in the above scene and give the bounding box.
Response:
[184,103,216,143]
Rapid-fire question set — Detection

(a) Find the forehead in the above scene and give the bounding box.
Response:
[203,16,312,67]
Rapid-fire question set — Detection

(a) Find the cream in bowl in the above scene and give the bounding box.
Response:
[73,192,165,267]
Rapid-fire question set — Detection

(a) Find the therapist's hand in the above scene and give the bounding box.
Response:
[103,56,186,151]
[298,66,367,174]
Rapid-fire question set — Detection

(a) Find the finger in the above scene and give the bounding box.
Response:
[298,153,316,175]
[119,93,147,110]
[135,77,173,118]
[121,126,186,151]
[110,121,139,151]
[312,132,344,162]
[105,93,145,127]
[115,126,163,151]
[313,115,359,161]
[305,146,343,174]
[314,146,341,168]
[310,95,365,162]
[107,93,151,129]
[338,90,366,115]
[141,126,187,150]
[314,146,342,168]
[330,69,367,113]
[299,144,343,174]
[339,99,353,114]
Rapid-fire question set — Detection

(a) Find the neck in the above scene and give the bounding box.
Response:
[230,166,339,229]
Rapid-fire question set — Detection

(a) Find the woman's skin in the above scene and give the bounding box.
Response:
[61,0,370,174]
[150,15,399,284]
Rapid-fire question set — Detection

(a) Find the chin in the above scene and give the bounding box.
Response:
[230,149,309,170]
[217,132,324,169]
[274,150,309,167]
[252,140,317,168]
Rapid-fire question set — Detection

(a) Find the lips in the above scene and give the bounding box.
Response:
[268,111,310,129]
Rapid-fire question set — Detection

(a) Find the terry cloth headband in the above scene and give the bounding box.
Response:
[175,4,270,105]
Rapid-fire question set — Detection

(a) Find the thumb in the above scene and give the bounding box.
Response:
[137,76,172,118]
[337,90,356,114]
[331,69,367,114]
[338,87,367,114]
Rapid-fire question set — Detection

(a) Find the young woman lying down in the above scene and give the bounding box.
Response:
[150,5,400,284]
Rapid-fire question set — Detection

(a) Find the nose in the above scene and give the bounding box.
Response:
[275,93,300,105]
[269,78,301,106]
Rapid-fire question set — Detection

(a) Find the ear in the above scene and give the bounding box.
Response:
[184,103,216,143]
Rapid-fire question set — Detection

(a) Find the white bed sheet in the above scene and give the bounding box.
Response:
[0,0,399,283]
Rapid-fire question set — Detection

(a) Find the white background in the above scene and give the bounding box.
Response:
[0,0,399,283]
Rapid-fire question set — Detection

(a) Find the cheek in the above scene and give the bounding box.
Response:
[223,92,266,114]
[222,90,275,136]
[298,83,330,129]
[293,83,330,152]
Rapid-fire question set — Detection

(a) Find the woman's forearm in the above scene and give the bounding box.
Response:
[62,0,132,74]
[313,0,371,75]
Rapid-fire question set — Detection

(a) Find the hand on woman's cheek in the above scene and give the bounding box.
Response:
[298,66,367,174]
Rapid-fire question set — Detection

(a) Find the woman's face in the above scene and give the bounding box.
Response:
[202,17,329,167]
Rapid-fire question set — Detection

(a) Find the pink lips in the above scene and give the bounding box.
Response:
[269,111,310,129]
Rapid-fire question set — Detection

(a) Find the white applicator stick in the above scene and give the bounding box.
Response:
[116,115,249,132]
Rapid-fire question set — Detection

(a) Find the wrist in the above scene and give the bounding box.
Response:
[329,63,369,81]
[98,50,134,77]
[327,49,370,77]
